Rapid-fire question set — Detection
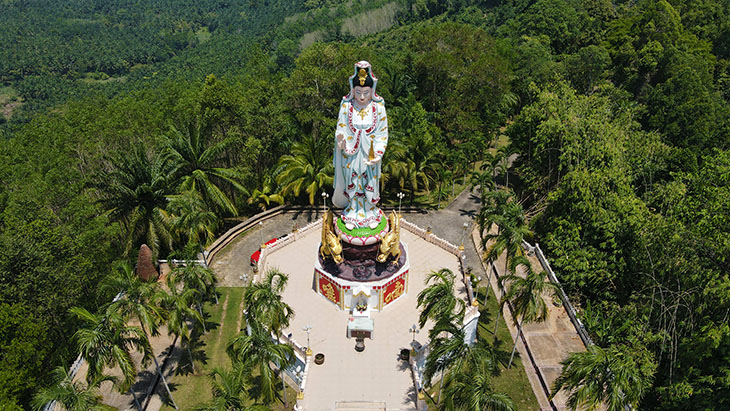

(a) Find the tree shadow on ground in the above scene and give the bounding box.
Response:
[201,308,219,335]
[403,379,418,410]
[246,373,288,409]
[287,208,321,224]
[457,191,482,218]
[174,332,210,376]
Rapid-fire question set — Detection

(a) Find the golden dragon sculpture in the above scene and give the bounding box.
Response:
[377,210,401,263]
[320,210,343,263]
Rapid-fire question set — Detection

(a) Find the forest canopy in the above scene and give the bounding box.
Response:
[1,0,729,409]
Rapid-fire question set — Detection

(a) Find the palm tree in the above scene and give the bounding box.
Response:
[170,260,219,325]
[163,274,205,374]
[164,120,248,216]
[32,366,115,411]
[481,200,531,336]
[391,132,439,205]
[103,263,177,409]
[276,134,333,205]
[500,256,559,368]
[435,168,451,207]
[243,269,294,335]
[416,268,464,329]
[92,146,173,260]
[381,137,409,194]
[470,168,492,196]
[418,268,500,406]
[168,189,219,249]
[424,314,506,406]
[441,357,515,411]
[70,305,151,409]
[241,269,295,407]
[248,176,284,211]
[497,145,515,189]
[423,313,466,404]
[193,365,268,411]
[481,152,501,191]
[226,327,295,405]
[551,344,656,411]
[477,189,513,304]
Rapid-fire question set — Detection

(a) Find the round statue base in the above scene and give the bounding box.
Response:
[335,209,389,245]
[314,242,409,311]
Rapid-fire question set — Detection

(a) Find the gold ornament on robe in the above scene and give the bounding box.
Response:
[358,68,367,86]
[368,140,376,162]
[320,210,343,263]
[377,210,401,263]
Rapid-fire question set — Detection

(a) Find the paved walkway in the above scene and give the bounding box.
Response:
[266,228,465,410]
[210,210,323,287]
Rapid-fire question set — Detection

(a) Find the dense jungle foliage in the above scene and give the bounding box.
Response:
[1,0,729,409]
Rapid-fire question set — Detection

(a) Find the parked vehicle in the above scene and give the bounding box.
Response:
[250,236,284,266]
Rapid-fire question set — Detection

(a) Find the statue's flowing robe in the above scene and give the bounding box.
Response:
[333,96,388,228]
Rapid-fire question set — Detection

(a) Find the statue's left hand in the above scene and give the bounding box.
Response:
[365,156,382,166]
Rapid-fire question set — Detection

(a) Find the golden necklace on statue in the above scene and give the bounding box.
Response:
[357,106,368,120]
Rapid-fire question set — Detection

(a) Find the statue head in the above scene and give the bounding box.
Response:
[353,86,372,107]
[347,61,379,104]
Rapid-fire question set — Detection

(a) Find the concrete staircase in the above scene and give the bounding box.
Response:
[335,401,387,410]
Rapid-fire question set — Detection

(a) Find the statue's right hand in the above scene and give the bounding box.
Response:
[336,134,346,149]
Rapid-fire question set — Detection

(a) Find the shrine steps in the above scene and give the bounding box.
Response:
[334,401,387,410]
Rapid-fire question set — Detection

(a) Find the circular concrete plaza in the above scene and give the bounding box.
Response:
[213,220,466,410]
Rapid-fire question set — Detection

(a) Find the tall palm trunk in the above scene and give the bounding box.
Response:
[508,318,524,368]
[494,258,509,337]
[282,371,288,408]
[197,303,207,333]
[141,326,178,410]
[130,387,142,410]
[186,339,196,374]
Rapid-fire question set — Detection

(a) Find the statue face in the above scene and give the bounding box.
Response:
[353,86,372,107]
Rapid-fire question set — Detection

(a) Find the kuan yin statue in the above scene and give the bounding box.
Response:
[332,61,389,246]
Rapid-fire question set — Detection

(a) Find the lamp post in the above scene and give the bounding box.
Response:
[258,221,265,248]
[321,192,329,215]
[397,192,405,216]
[409,324,419,343]
[459,221,469,250]
[303,325,312,356]
[474,275,482,307]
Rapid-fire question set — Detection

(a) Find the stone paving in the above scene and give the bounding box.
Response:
[265,228,465,410]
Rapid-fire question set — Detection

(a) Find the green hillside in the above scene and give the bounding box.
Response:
[1,0,730,409]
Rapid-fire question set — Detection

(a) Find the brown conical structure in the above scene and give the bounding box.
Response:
[136,244,158,282]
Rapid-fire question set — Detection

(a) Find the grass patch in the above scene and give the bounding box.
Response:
[341,2,400,37]
[423,284,540,410]
[0,86,18,105]
[0,86,21,120]
[477,284,540,410]
[161,287,296,410]
[79,73,127,84]
[195,26,211,43]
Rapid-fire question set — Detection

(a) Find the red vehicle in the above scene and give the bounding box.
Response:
[250,237,282,266]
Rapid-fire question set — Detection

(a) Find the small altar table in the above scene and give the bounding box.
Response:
[347,316,374,339]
